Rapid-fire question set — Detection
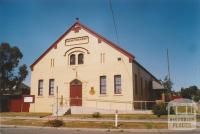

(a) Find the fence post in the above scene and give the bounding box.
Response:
[96,100,97,109]
[21,103,24,112]
[115,109,118,127]
[56,86,58,120]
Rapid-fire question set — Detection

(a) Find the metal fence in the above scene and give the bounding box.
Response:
[52,97,200,115]
[53,97,159,111]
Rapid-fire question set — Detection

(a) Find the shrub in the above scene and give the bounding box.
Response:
[92,112,101,118]
[193,95,200,102]
[152,103,167,117]
[47,119,64,127]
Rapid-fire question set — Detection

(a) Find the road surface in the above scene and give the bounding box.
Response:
[0,126,200,134]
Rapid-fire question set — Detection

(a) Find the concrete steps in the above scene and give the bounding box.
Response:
[52,104,70,116]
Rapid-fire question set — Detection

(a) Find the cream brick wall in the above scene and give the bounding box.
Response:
[30,28,134,112]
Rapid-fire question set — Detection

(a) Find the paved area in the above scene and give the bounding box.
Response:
[0,126,200,134]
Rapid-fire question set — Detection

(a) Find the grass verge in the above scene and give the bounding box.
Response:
[64,114,168,119]
[0,112,51,118]
[0,119,168,129]
[1,112,199,121]
[0,119,46,126]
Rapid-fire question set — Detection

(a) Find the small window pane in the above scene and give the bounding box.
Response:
[49,79,54,95]
[114,75,121,94]
[38,80,43,96]
[78,53,84,64]
[70,54,75,65]
[100,76,106,94]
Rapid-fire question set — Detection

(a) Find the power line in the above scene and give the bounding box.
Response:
[109,0,120,44]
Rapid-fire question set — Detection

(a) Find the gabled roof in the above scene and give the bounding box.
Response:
[30,21,135,70]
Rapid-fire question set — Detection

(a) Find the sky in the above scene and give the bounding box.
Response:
[0,0,200,91]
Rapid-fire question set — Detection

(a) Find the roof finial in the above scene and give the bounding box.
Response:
[76,17,79,22]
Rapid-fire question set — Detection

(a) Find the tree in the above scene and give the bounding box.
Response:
[180,86,200,102]
[0,42,28,94]
[162,75,173,92]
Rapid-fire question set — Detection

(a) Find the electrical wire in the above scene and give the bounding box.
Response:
[109,0,120,44]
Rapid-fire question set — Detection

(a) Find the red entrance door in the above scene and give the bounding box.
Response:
[70,79,82,106]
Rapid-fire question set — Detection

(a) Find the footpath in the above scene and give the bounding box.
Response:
[1,125,200,133]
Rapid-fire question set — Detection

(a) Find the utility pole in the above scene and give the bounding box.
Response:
[167,49,171,81]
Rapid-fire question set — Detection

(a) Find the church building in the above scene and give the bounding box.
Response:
[29,20,162,114]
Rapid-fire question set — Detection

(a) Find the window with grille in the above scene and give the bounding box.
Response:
[78,53,84,64]
[38,80,43,96]
[49,79,54,95]
[100,76,106,94]
[114,75,121,94]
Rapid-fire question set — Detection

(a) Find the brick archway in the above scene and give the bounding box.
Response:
[70,79,82,106]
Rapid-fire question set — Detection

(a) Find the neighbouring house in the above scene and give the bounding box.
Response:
[29,20,163,114]
[0,83,30,112]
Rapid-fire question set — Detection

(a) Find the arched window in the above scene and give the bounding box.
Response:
[78,53,84,64]
[70,54,75,65]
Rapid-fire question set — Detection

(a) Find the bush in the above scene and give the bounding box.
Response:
[92,112,101,118]
[152,103,168,117]
[47,119,64,127]
[193,95,200,102]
